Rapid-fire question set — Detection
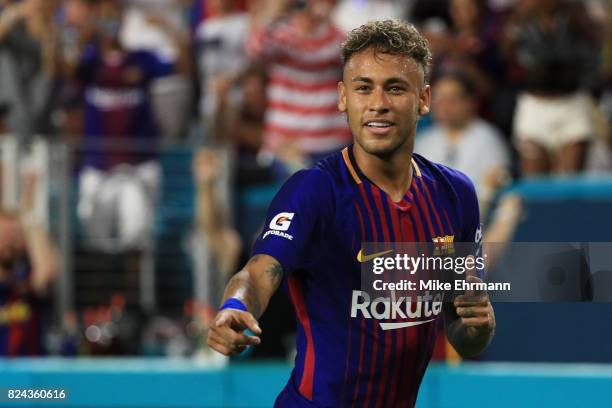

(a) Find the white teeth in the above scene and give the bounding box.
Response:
[367,122,391,128]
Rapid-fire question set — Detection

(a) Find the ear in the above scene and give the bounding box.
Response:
[338,81,347,112]
[419,84,431,116]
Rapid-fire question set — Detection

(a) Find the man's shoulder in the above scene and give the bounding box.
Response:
[284,167,333,190]
[414,153,476,196]
[278,150,346,200]
[414,154,480,237]
[314,148,346,173]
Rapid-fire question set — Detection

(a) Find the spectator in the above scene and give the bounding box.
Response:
[449,0,504,94]
[213,64,281,185]
[121,0,194,144]
[195,0,249,138]
[121,0,186,62]
[427,0,505,122]
[71,0,187,252]
[56,0,93,140]
[247,0,351,164]
[71,0,188,155]
[0,172,59,356]
[415,73,510,212]
[0,0,62,142]
[192,148,242,309]
[215,66,267,154]
[503,0,601,175]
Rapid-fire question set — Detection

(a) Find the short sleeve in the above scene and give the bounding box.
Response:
[251,169,335,273]
[458,173,481,245]
[455,171,484,276]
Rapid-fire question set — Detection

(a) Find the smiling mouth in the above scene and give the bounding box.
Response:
[364,120,394,128]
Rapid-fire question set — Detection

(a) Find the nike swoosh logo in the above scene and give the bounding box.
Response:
[356,249,394,263]
[379,318,436,330]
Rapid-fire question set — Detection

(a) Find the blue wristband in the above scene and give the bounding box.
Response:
[220,298,248,312]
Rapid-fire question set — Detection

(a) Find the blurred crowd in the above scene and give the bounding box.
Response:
[0,0,611,358]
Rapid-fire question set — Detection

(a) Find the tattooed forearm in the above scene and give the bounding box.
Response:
[221,254,283,318]
[265,261,283,287]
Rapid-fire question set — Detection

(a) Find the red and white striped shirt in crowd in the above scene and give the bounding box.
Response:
[246,19,352,155]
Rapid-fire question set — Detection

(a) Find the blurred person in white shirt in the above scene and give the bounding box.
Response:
[415,72,510,212]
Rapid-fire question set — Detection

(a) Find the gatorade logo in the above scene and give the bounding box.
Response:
[270,212,294,231]
[263,212,295,240]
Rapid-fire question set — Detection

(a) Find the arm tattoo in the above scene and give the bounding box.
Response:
[265,261,283,287]
[226,255,283,318]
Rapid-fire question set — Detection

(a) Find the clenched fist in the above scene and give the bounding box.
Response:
[453,275,496,337]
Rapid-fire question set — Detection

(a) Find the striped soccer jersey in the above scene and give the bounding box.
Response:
[246,19,352,154]
[253,146,481,407]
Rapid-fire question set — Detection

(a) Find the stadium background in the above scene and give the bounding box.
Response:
[0,0,611,406]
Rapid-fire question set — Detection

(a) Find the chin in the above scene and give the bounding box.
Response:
[357,135,403,158]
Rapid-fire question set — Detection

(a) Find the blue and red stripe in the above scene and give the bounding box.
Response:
[288,276,316,400]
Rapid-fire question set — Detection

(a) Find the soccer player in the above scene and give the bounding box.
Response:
[208,20,496,407]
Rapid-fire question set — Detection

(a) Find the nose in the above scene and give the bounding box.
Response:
[369,87,390,114]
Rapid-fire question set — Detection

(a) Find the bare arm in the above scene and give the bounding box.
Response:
[193,148,242,277]
[220,254,283,318]
[193,149,225,234]
[444,275,495,358]
[21,218,59,296]
[211,76,233,143]
[207,254,283,355]
[19,172,59,296]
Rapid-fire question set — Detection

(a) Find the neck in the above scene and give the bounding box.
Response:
[352,139,414,203]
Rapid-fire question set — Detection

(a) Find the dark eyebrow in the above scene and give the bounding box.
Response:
[385,77,410,86]
[350,76,410,86]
